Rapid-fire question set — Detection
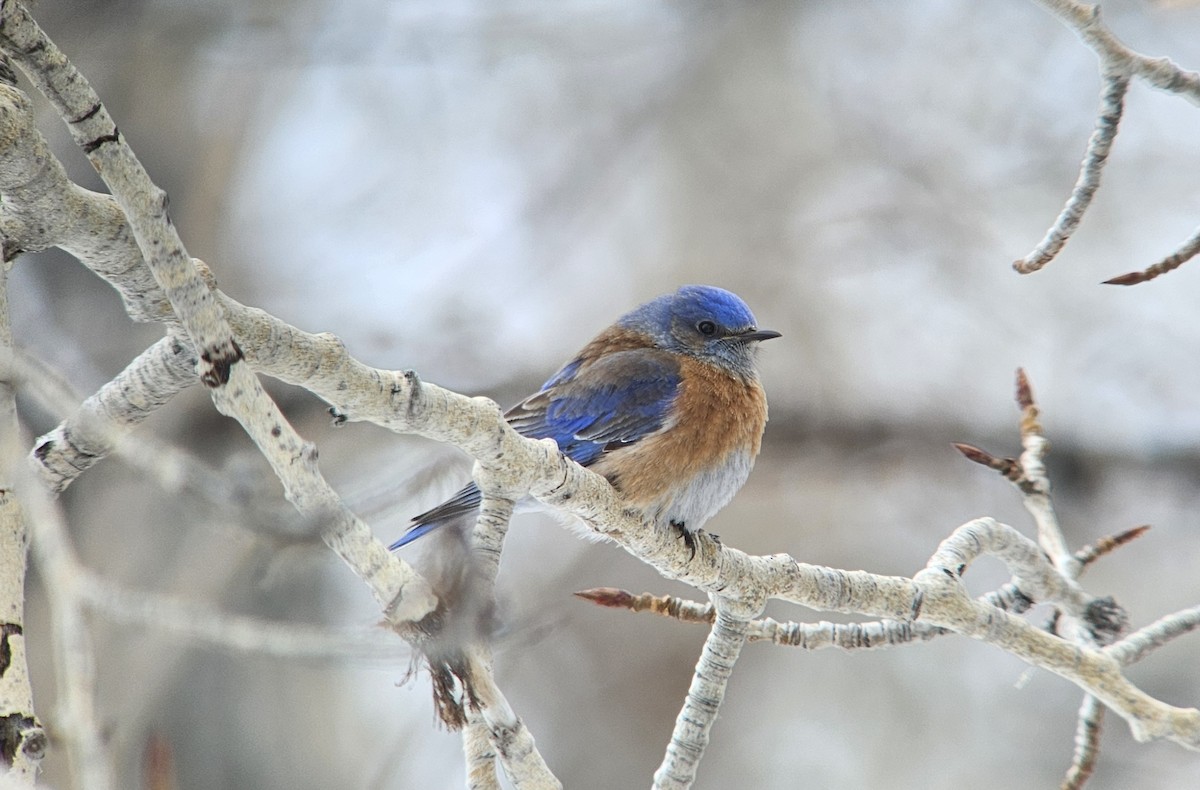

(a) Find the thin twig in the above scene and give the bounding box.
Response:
[1014,73,1130,274]
[1062,695,1106,790]
[1017,1,1200,282]
[575,588,715,624]
[1107,605,1200,667]
[952,443,1031,492]
[1014,369,1075,575]
[20,336,197,494]
[1104,224,1200,285]
[77,571,409,660]
[1032,0,1200,106]
[955,371,1075,572]
[1075,525,1150,569]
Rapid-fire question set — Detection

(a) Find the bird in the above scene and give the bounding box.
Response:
[388,284,779,556]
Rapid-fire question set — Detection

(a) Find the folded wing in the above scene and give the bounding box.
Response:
[389,349,681,549]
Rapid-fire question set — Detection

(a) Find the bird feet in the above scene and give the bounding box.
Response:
[670,520,695,559]
[670,520,721,560]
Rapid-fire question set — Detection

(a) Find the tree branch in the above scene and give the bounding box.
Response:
[19,469,111,788]
[1103,224,1200,285]
[26,335,196,493]
[0,3,1197,787]
[1107,605,1200,667]
[0,242,43,784]
[654,605,752,789]
[0,0,439,627]
[1062,694,1105,790]
[1016,0,1200,281]
[1013,72,1128,274]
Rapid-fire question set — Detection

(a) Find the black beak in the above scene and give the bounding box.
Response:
[736,328,782,343]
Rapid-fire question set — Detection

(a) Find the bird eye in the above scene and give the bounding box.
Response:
[697,320,717,337]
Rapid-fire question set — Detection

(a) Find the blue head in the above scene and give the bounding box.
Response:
[618,285,780,378]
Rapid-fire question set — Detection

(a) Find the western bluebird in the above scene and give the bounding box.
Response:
[389,284,779,556]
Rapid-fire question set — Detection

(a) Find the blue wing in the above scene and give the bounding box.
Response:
[388,349,681,549]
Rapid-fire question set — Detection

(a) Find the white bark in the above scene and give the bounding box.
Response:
[0,1,1196,787]
[0,259,42,783]
[654,606,751,789]
[1018,0,1200,282]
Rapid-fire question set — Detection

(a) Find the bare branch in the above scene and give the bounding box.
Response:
[1032,0,1200,105]
[463,722,501,790]
[1014,73,1129,274]
[1103,224,1200,285]
[956,371,1075,572]
[19,473,111,788]
[23,336,196,493]
[654,606,752,789]
[582,520,1146,657]
[576,582,1037,650]
[1016,1,1200,281]
[1075,525,1150,569]
[0,3,439,628]
[76,571,408,661]
[951,442,1027,488]
[1107,605,1200,667]
[571,515,1196,747]
[14,347,301,541]
[0,82,169,320]
[462,649,562,790]
[0,2,1196,785]
[911,522,1191,747]
[0,247,43,784]
[1014,369,1075,574]
[958,368,1130,783]
[0,5,237,377]
[575,588,716,624]
[454,496,559,785]
[1062,695,1105,790]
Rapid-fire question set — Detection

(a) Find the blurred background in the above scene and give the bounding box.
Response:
[11,0,1200,787]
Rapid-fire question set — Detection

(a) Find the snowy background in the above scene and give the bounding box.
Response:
[13,0,1200,788]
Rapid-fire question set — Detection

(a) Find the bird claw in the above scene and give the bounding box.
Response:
[671,520,697,561]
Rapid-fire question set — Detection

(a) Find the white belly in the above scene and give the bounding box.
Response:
[655,451,754,533]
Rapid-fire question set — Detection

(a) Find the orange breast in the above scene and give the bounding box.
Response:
[591,356,768,516]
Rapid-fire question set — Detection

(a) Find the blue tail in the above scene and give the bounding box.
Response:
[387,520,443,550]
[388,482,482,550]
